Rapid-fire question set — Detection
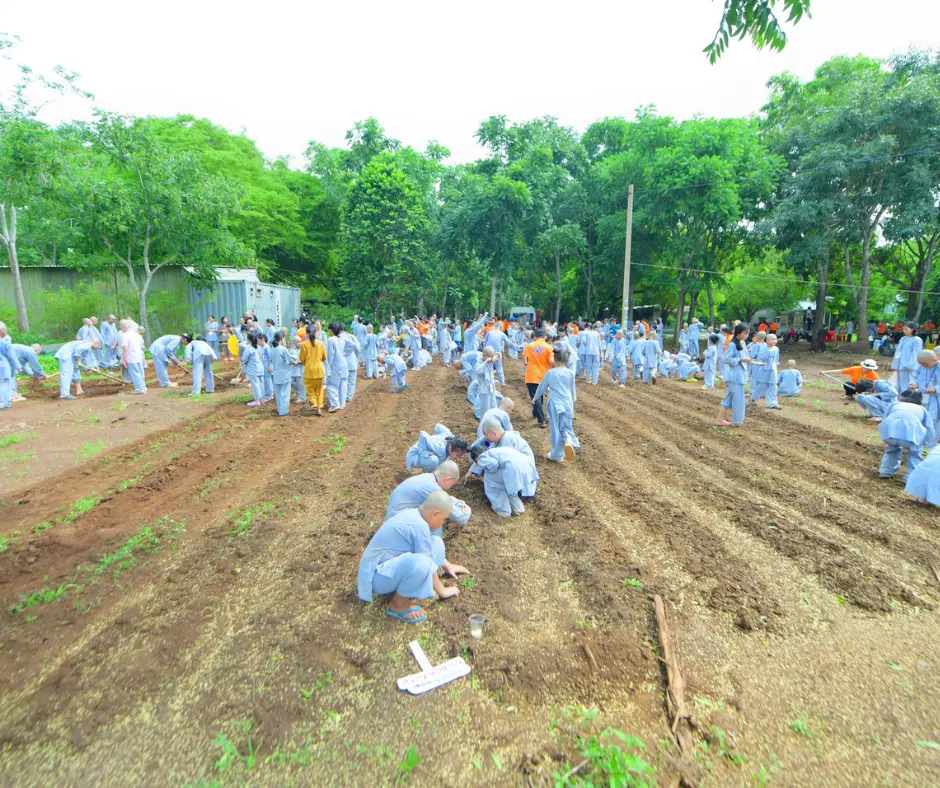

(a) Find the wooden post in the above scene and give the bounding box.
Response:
[621,184,634,327]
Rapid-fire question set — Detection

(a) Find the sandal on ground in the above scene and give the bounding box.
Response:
[716,419,732,426]
[387,606,426,624]
[563,444,577,462]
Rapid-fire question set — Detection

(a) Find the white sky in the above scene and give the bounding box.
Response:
[3,0,938,166]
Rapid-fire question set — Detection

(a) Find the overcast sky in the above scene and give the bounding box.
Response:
[4,0,938,165]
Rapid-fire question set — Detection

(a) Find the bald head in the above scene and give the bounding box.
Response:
[482,347,496,359]
[499,398,514,413]
[420,490,453,529]
[918,349,938,365]
[480,415,504,438]
[436,460,460,490]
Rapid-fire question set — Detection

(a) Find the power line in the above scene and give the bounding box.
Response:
[630,145,940,198]
[630,260,940,299]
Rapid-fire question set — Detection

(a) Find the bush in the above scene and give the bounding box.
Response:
[147,286,197,337]
[31,283,104,341]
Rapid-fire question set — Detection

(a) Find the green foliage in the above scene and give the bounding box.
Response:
[341,158,431,315]
[0,431,37,449]
[705,0,812,63]
[554,729,655,786]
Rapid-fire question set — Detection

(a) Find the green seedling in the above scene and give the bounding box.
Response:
[0,432,38,449]
[77,439,106,460]
[622,577,643,589]
[397,745,421,782]
[459,576,477,590]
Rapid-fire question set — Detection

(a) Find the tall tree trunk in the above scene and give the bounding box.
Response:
[585,251,593,318]
[554,250,562,324]
[0,204,30,331]
[674,285,686,350]
[811,253,830,349]
[688,289,699,320]
[498,276,504,317]
[914,236,937,323]
[439,261,451,316]
[627,277,636,325]
[706,280,715,329]
[489,274,497,315]
[417,291,425,318]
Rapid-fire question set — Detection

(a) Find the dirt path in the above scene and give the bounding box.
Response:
[1,358,939,786]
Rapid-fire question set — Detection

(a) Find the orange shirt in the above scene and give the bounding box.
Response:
[841,366,879,385]
[418,323,429,335]
[758,323,768,332]
[642,321,650,335]
[501,319,509,332]
[296,325,307,338]
[893,322,904,331]
[878,322,887,334]
[524,340,554,384]
[769,322,778,332]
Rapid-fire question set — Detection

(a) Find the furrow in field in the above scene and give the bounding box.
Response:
[577,388,931,612]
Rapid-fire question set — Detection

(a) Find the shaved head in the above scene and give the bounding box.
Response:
[420,489,453,519]
[480,416,504,436]
[499,398,514,412]
[437,460,460,480]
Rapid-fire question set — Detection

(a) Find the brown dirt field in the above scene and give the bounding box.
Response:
[1,350,939,787]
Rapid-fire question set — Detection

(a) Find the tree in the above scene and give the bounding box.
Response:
[0,33,91,330]
[536,223,586,323]
[67,113,250,339]
[705,0,812,63]
[341,157,430,317]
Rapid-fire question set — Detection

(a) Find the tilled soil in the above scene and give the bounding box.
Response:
[1,354,939,786]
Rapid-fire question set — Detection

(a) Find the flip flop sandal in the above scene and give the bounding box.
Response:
[386,606,426,624]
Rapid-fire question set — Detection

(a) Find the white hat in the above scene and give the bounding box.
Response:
[861,359,878,370]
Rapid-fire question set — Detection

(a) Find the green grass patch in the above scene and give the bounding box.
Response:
[0,432,38,449]
[77,439,106,460]
[112,400,129,411]
[8,516,186,615]
[232,392,253,404]
[225,502,276,536]
[66,496,101,523]
[314,433,348,457]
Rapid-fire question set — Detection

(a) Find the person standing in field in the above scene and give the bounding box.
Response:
[703,333,720,390]
[819,359,879,398]
[0,327,19,409]
[288,335,306,404]
[533,346,579,463]
[55,338,101,400]
[149,334,184,388]
[892,322,924,393]
[299,330,327,414]
[239,332,266,407]
[269,331,293,416]
[717,323,752,427]
[205,316,220,356]
[364,324,379,379]
[910,349,940,442]
[100,315,120,369]
[181,334,217,397]
[325,322,349,413]
[524,329,553,427]
[119,319,147,394]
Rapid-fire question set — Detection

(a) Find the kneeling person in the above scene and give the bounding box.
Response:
[471,444,539,518]
[386,460,471,526]
[357,491,470,625]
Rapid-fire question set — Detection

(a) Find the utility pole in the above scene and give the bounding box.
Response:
[621,184,634,327]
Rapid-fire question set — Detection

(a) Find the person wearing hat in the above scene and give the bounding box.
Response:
[820,359,879,398]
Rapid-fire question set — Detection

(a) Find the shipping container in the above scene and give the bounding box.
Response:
[189,269,301,330]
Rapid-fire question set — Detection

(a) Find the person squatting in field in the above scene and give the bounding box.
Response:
[357,490,470,624]
[405,424,470,473]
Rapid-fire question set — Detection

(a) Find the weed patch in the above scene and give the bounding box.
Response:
[77,439,106,460]
[0,432,37,449]
[225,502,276,536]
